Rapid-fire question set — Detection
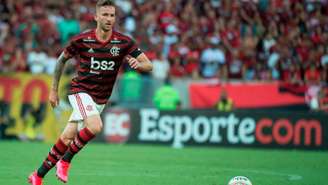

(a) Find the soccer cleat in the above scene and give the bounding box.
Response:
[56,160,70,183]
[28,171,43,185]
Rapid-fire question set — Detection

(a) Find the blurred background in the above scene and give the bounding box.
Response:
[0,0,327,149]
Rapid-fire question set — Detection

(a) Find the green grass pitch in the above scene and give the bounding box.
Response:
[0,141,327,185]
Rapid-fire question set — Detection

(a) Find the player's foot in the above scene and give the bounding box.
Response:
[28,171,43,185]
[56,160,70,183]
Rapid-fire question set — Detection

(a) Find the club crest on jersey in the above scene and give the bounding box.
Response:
[110,46,120,56]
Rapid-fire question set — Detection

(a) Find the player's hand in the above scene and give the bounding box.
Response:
[49,89,59,108]
[126,56,140,69]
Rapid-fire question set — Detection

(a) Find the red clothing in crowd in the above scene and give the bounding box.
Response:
[305,68,321,83]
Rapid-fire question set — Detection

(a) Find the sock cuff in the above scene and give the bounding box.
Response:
[79,127,95,141]
[55,138,68,153]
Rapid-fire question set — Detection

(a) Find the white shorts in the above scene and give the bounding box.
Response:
[68,92,106,122]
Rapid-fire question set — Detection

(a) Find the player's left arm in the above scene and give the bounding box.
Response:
[127,53,153,72]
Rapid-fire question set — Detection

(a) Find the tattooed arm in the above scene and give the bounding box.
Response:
[49,52,71,108]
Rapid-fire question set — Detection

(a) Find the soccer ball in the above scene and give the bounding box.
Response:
[228,176,252,185]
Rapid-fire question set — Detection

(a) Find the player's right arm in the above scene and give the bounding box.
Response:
[49,52,71,108]
[49,35,80,108]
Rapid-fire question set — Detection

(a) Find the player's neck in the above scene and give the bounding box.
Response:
[95,28,112,43]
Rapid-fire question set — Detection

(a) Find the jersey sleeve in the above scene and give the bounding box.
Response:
[126,39,142,58]
[63,39,79,58]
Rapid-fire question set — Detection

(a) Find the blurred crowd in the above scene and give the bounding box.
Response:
[3,0,328,140]
[0,0,328,86]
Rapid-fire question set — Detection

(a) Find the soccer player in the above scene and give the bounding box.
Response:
[28,0,153,185]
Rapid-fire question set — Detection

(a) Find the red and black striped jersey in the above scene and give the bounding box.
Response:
[63,29,142,104]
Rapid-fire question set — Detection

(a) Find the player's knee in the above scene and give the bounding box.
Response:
[92,124,103,134]
[89,122,103,134]
[85,115,103,134]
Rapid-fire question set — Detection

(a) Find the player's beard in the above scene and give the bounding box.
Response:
[100,22,113,32]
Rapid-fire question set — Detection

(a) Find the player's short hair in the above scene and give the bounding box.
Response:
[96,0,115,8]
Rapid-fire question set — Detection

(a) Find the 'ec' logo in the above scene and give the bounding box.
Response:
[104,110,131,144]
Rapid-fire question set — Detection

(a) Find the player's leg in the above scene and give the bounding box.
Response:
[56,92,105,183]
[55,122,79,182]
[60,121,79,145]
[28,122,78,185]
[61,114,102,163]
[55,115,102,183]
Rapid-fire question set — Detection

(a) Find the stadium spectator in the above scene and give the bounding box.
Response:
[27,47,48,74]
[305,84,322,111]
[262,31,276,57]
[200,37,225,78]
[319,87,328,112]
[169,57,186,79]
[184,50,200,79]
[282,63,303,86]
[151,53,170,80]
[0,22,9,45]
[43,48,57,75]
[227,49,244,80]
[12,48,27,72]
[266,46,280,80]
[305,64,321,85]
[322,59,328,85]
[241,26,259,58]
[321,46,328,67]
[57,11,80,45]
[119,70,143,103]
[153,78,181,110]
[163,24,179,58]
[215,88,234,112]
